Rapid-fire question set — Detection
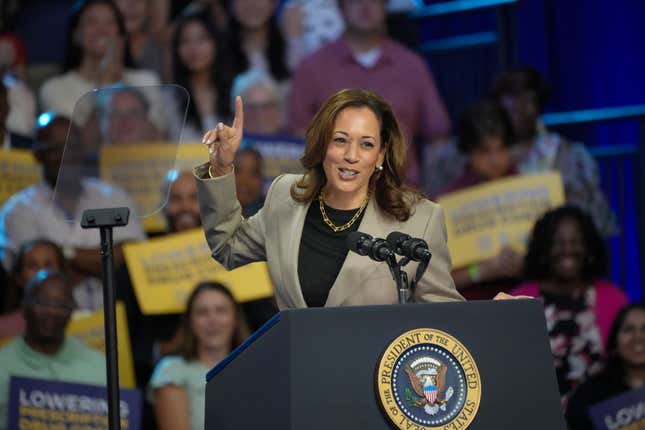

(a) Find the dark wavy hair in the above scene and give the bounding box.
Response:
[523,206,608,282]
[291,88,423,221]
[178,282,250,361]
[172,12,234,129]
[600,303,645,385]
[224,0,289,81]
[456,99,513,154]
[63,0,134,72]
[6,240,66,313]
[492,66,551,113]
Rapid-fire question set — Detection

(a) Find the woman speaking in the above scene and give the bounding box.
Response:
[195,88,464,309]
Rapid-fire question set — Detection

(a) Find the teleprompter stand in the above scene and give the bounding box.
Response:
[81,207,130,430]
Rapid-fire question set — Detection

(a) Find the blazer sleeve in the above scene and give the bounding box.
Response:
[414,203,465,303]
[195,163,277,270]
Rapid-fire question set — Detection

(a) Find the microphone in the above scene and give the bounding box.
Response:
[346,231,395,262]
[386,231,432,262]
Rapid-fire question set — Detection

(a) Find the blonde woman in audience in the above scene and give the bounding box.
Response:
[149,282,250,430]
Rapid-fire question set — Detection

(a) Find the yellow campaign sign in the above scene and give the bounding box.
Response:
[437,172,565,268]
[123,228,274,315]
[67,302,136,389]
[0,149,41,207]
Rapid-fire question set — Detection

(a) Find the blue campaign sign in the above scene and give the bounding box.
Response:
[588,386,645,430]
[8,376,142,430]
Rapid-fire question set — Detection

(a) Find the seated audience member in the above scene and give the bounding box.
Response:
[172,12,234,142]
[566,304,645,430]
[287,0,450,186]
[492,67,618,236]
[0,34,36,139]
[0,81,33,149]
[0,240,66,339]
[225,0,290,82]
[439,100,523,300]
[0,270,106,429]
[231,69,284,135]
[114,0,166,79]
[39,0,160,120]
[0,114,146,311]
[512,206,629,404]
[149,282,250,430]
[102,86,162,144]
[234,147,265,218]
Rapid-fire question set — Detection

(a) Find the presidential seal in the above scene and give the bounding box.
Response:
[375,328,481,430]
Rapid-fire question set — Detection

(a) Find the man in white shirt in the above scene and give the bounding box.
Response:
[0,114,145,311]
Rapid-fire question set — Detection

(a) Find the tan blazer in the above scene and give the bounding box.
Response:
[195,164,464,310]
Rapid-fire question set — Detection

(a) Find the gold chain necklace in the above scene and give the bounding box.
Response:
[318,191,369,233]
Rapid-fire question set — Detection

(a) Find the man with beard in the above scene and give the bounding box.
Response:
[0,270,106,430]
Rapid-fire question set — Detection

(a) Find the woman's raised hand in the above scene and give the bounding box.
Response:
[203,96,244,176]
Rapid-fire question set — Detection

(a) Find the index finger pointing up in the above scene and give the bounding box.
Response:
[232,96,244,133]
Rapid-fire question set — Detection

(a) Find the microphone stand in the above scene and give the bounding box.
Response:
[385,254,432,305]
[385,255,410,304]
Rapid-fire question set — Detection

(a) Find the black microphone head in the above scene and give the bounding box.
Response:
[386,231,411,254]
[346,231,373,256]
[369,238,394,262]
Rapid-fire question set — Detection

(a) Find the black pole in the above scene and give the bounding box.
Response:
[100,226,121,430]
[81,207,130,430]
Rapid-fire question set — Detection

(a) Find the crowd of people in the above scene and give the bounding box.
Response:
[0,1,642,429]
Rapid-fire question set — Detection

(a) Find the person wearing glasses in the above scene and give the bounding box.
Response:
[0,270,106,430]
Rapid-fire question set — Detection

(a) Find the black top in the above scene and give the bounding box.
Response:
[297,200,365,307]
[565,371,630,430]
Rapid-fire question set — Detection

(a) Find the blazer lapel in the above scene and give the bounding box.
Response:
[278,197,310,308]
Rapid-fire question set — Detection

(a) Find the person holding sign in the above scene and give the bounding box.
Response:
[197,88,464,308]
[438,100,524,300]
[566,304,645,429]
[0,270,106,430]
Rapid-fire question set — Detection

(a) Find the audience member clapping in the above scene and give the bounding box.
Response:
[440,100,523,300]
[0,240,66,339]
[0,270,107,430]
[493,67,618,236]
[39,0,160,120]
[566,303,645,429]
[172,12,234,142]
[148,282,250,430]
[512,206,629,404]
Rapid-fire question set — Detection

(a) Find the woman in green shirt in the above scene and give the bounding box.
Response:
[149,282,250,430]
